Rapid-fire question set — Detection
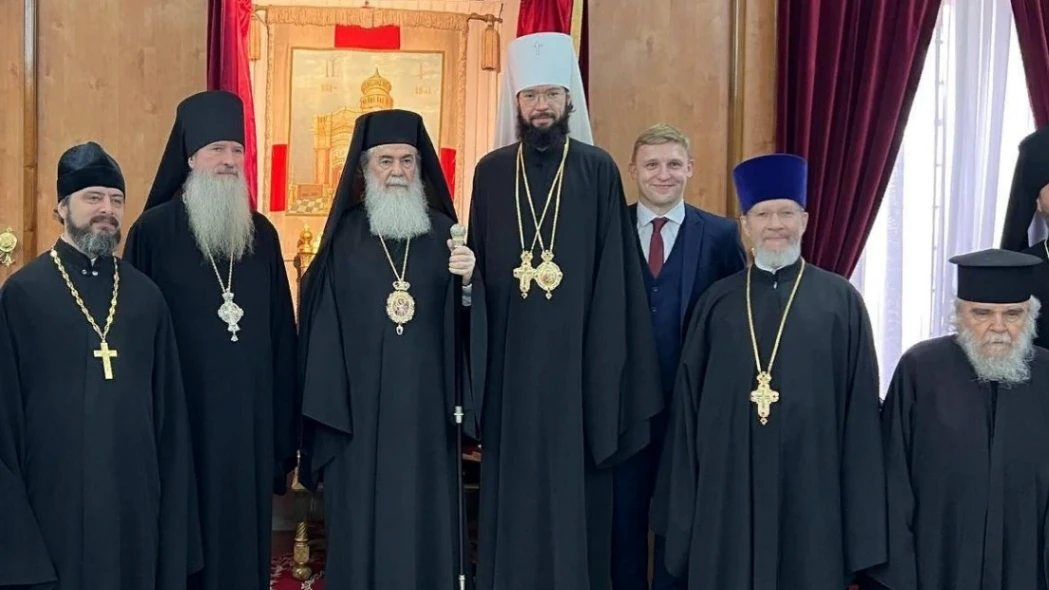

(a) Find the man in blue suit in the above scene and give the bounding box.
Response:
[613,124,747,590]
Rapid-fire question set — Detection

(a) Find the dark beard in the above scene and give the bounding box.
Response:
[516,110,570,150]
[67,215,120,258]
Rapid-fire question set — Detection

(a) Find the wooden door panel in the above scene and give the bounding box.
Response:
[0,0,33,283]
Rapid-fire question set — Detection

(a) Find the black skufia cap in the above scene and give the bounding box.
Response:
[950,248,1042,304]
[56,141,125,200]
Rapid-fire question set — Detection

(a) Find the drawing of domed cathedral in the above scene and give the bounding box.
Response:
[290,68,395,214]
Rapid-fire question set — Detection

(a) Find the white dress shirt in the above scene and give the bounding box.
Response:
[636,200,687,262]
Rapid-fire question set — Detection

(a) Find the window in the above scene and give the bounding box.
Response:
[849,0,1036,391]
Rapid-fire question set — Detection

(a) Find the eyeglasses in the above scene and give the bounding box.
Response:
[518,89,566,105]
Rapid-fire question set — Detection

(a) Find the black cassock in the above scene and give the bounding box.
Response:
[863,336,1049,590]
[0,239,199,590]
[652,260,886,590]
[1019,242,1049,350]
[468,138,663,589]
[124,200,298,590]
[298,207,485,589]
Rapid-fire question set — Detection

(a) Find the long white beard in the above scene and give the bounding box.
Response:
[363,173,431,239]
[182,169,255,261]
[954,297,1040,385]
[753,238,802,270]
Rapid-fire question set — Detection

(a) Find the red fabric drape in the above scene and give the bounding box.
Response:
[516,0,574,36]
[440,148,458,200]
[207,0,258,209]
[776,0,941,276]
[1011,0,1049,127]
[334,24,402,49]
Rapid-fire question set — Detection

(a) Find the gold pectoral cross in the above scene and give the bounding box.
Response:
[93,341,118,380]
[750,371,778,425]
[513,251,537,298]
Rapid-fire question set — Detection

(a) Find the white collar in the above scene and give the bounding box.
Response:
[637,199,686,227]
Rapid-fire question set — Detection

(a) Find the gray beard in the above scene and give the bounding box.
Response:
[954,302,1038,385]
[753,239,802,270]
[67,217,120,258]
[363,174,431,239]
[182,169,255,261]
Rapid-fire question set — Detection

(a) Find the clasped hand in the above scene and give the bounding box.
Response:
[447,239,475,286]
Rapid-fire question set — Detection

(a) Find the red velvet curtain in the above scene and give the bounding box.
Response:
[207,0,258,209]
[776,0,941,276]
[516,0,574,36]
[1011,0,1049,127]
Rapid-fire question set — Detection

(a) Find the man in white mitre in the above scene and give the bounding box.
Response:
[468,31,664,590]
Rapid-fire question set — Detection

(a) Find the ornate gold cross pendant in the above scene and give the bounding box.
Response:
[750,371,779,425]
[513,250,537,298]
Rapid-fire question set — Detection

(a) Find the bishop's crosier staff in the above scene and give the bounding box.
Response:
[451,222,469,590]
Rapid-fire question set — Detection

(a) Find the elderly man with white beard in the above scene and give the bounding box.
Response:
[651,153,887,590]
[862,248,1049,590]
[123,90,298,590]
[296,109,484,590]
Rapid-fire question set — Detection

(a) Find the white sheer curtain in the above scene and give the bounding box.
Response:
[849,0,1037,392]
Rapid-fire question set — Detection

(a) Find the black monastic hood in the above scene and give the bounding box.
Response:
[318,108,456,241]
[144,90,245,211]
[301,107,457,330]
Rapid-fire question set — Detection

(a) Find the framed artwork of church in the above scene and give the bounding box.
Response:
[285,50,445,215]
[262,7,468,220]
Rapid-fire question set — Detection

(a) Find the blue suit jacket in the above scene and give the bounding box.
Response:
[629,202,747,330]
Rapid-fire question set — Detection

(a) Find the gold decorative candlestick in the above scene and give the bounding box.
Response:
[291,521,312,581]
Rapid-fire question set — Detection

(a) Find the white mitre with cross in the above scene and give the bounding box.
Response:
[493,32,594,149]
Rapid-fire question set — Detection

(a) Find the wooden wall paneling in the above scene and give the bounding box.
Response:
[33,0,207,256]
[588,0,731,215]
[0,0,29,281]
[735,0,777,217]
[588,0,777,218]
[23,0,38,262]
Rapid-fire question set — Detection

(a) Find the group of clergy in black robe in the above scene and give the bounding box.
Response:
[648,126,1049,590]
[0,90,298,590]
[6,25,1049,590]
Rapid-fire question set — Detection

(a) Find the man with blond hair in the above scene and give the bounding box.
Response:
[614,123,745,590]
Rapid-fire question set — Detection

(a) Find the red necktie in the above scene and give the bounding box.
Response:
[649,217,668,277]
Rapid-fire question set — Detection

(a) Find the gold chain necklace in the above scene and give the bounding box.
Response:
[512,140,569,299]
[207,253,243,342]
[50,248,120,380]
[378,236,414,335]
[745,259,806,425]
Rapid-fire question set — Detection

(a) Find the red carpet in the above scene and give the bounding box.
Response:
[269,547,326,590]
[268,548,860,589]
